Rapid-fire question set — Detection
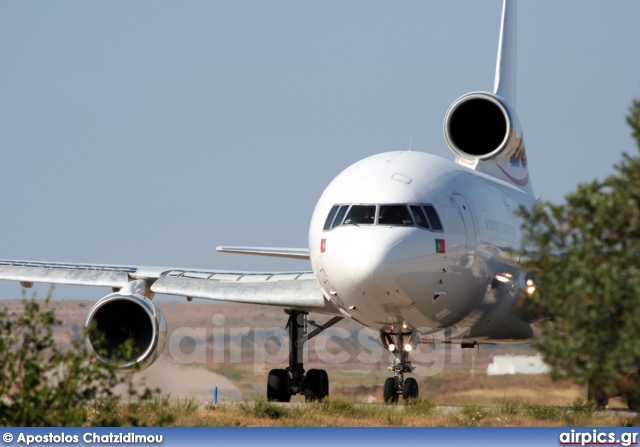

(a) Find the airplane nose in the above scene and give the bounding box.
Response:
[369,228,424,300]
[324,227,436,306]
[325,228,376,293]
[319,225,462,330]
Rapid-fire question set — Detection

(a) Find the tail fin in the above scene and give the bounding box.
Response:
[493,0,517,107]
[443,0,534,197]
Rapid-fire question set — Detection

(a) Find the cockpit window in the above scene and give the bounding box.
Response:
[323,203,444,231]
[323,205,340,231]
[378,205,413,226]
[424,205,443,231]
[410,205,430,229]
[331,205,350,229]
[344,205,376,225]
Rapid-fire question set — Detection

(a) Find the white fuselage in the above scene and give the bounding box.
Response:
[309,151,538,343]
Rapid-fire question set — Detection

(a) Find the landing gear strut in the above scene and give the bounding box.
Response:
[267,310,342,403]
[382,333,419,403]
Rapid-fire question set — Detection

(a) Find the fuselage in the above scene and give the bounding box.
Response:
[309,150,538,343]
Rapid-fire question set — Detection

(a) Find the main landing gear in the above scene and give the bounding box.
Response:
[267,310,342,403]
[381,333,419,403]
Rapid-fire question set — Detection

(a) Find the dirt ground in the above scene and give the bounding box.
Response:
[9,298,632,409]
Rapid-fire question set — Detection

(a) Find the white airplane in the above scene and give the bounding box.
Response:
[0,0,539,403]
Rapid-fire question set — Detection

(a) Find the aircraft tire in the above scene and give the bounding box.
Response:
[403,377,419,400]
[267,369,291,402]
[384,377,398,404]
[305,369,328,402]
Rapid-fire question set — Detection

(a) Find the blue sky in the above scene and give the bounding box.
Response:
[0,1,638,300]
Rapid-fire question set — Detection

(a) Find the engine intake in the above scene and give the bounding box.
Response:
[444,92,522,162]
[85,281,166,370]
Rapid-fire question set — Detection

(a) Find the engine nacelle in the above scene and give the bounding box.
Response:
[444,92,523,164]
[85,281,166,370]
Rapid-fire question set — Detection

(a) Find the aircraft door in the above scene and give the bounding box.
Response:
[453,194,476,257]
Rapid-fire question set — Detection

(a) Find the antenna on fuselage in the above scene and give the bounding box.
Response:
[408,137,413,151]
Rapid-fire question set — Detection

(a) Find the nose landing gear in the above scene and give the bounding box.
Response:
[382,333,419,403]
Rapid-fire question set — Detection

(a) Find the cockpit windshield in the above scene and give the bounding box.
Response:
[323,203,443,232]
[378,205,412,226]
[344,205,376,225]
[331,205,349,229]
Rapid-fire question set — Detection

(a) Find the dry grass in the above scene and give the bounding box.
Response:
[210,364,599,407]
[28,300,640,426]
[85,396,639,427]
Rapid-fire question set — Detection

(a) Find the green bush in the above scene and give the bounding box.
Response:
[0,292,161,426]
[520,99,640,405]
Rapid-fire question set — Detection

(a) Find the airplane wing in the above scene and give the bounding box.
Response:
[152,270,324,310]
[0,259,336,314]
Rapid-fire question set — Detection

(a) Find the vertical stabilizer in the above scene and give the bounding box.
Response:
[493,0,517,107]
[443,0,534,197]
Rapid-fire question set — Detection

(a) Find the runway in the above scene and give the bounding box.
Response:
[114,358,241,403]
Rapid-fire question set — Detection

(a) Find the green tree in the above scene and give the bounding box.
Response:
[520,99,640,409]
[0,290,156,426]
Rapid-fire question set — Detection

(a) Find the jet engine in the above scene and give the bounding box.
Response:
[444,92,523,163]
[85,280,166,370]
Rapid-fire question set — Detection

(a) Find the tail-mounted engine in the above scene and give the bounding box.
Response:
[85,280,166,370]
[444,92,523,164]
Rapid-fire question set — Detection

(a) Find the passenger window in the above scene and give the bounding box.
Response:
[379,205,413,226]
[410,205,430,229]
[344,205,376,225]
[424,205,443,231]
[323,205,340,231]
[331,205,349,228]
